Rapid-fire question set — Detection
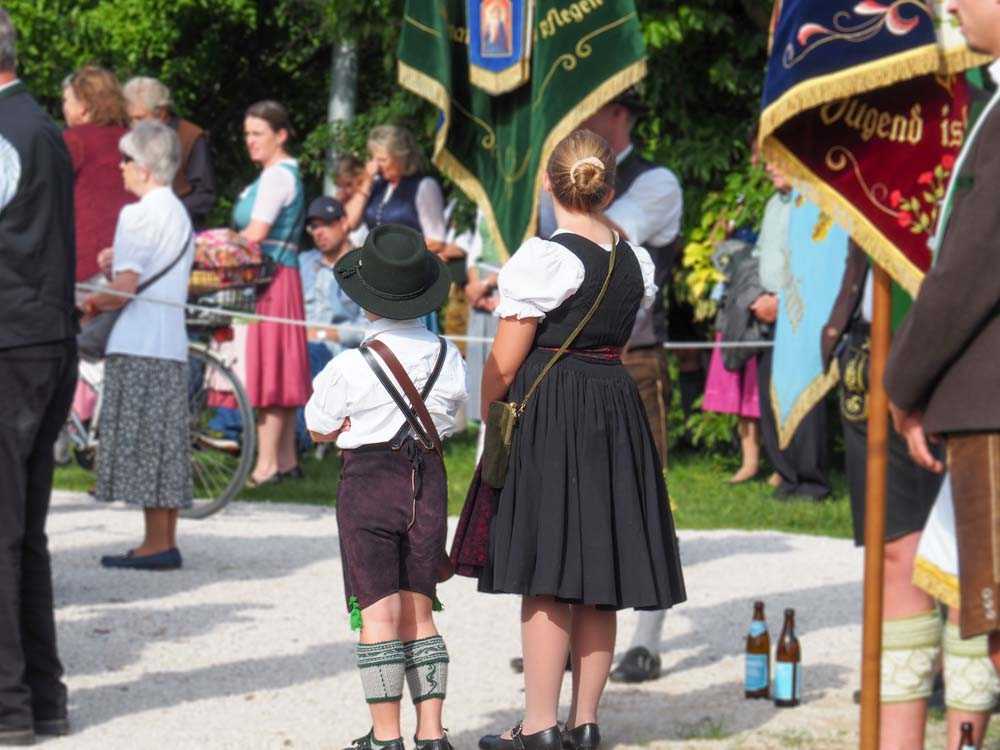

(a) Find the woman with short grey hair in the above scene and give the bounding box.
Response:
[78,119,196,571]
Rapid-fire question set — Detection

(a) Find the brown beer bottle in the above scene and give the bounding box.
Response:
[744,601,770,699]
[773,608,801,707]
[958,721,975,750]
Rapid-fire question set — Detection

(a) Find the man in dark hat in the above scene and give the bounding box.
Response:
[295,195,369,453]
[535,87,685,684]
[305,224,467,750]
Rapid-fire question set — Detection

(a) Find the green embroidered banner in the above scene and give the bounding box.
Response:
[398,0,646,259]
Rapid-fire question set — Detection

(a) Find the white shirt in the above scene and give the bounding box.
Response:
[304,317,468,448]
[107,187,195,362]
[538,145,683,246]
[249,159,297,224]
[495,230,657,319]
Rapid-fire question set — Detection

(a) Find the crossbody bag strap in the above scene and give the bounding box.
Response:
[135,230,193,295]
[367,339,443,453]
[516,232,618,415]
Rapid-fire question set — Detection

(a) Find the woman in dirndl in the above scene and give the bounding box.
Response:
[475,130,686,750]
[79,121,195,570]
[235,100,311,486]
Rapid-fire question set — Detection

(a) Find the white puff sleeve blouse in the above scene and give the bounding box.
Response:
[495,232,657,320]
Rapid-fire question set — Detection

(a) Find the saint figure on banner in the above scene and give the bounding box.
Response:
[481,0,513,57]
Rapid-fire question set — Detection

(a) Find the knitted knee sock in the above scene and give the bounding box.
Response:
[403,635,449,703]
[357,640,405,704]
[943,622,1000,712]
[880,610,942,703]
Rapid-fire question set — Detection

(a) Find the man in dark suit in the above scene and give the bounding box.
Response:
[885,1,1000,654]
[0,7,77,744]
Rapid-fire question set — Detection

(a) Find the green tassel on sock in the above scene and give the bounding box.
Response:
[348,596,363,631]
[432,595,443,612]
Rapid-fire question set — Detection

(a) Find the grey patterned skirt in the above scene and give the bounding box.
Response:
[96,354,192,509]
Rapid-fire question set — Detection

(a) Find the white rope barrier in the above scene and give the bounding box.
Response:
[76,282,774,350]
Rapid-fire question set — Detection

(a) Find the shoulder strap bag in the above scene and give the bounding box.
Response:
[481,233,618,489]
[78,231,193,360]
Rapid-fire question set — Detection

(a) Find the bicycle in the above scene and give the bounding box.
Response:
[65,317,256,520]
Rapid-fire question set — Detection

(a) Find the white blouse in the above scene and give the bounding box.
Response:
[495,231,657,320]
[304,317,468,449]
[249,158,298,224]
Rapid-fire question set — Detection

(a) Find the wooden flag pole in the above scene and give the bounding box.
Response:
[860,264,892,749]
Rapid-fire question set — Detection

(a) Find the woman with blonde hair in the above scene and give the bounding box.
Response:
[474,130,686,750]
[62,65,134,285]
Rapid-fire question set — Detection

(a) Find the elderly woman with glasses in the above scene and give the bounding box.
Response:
[78,121,195,571]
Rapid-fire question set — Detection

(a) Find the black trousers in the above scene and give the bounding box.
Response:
[0,341,76,728]
[757,349,831,499]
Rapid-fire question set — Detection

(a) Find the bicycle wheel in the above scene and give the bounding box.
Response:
[183,344,256,519]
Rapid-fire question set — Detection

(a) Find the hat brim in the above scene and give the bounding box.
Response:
[335,248,453,321]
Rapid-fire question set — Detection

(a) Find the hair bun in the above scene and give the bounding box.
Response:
[570,155,606,196]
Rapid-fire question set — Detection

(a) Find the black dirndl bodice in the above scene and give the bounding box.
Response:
[478,232,686,610]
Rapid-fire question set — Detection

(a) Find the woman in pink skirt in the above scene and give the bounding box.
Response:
[234,100,310,485]
[703,338,761,483]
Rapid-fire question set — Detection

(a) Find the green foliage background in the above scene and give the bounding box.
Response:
[7,0,772,229]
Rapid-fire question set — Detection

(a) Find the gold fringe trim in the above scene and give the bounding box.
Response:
[913,555,960,609]
[771,359,840,451]
[469,61,532,96]
[761,137,924,296]
[399,56,647,258]
[760,44,991,144]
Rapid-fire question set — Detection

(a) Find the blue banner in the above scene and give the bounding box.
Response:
[468,0,533,95]
[770,193,849,449]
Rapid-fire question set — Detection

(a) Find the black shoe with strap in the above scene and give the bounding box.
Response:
[479,723,562,750]
[343,729,404,750]
[608,646,661,683]
[562,723,600,750]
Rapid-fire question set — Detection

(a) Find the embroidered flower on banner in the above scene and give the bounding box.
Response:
[786,1,932,68]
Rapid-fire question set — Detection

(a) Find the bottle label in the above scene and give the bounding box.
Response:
[774,662,801,701]
[745,653,768,691]
[748,621,767,638]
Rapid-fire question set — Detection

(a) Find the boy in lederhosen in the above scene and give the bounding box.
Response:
[305,224,467,750]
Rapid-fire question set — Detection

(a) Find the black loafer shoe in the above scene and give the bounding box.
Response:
[0,726,34,746]
[562,724,600,749]
[280,465,305,480]
[344,729,404,750]
[100,548,182,571]
[609,646,661,683]
[414,733,454,750]
[480,733,513,750]
[33,717,70,737]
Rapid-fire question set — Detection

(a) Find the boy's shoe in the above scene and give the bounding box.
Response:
[414,733,453,750]
[344,729,404,750]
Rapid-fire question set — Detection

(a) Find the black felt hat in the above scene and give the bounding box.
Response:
[334,223,451,320]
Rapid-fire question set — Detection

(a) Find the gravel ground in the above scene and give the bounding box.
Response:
[41,491,872,749]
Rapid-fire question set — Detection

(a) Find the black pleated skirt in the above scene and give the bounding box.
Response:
[478,349,686,610]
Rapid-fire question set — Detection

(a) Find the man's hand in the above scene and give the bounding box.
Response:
[309,417,351,444]
[889,403,944,474]
[750,293,778,324]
